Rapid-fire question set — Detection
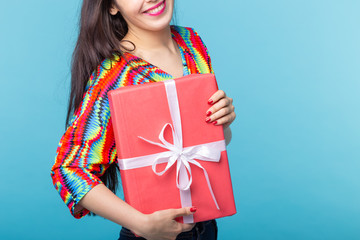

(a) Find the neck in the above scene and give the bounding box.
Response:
[122,25,176,56]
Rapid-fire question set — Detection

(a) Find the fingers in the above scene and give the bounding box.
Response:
[172,206,197,218]
[207,100,233,120]
[171,208,196,233]
[206,92,235,126]
[207,97,233,115]
[208,90,226,105]
[144,208,197,240]
[213,111,236,126]
[181,223,196,232]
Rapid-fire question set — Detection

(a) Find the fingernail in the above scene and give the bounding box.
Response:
[206,111,212,116]
[208,99,213,104]
[205,117,211,123]
[213,121,217,125]
[190,207,197,212]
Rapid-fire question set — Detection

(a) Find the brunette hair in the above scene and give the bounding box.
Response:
[66,0,128,214]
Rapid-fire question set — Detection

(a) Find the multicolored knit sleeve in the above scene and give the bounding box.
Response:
[192,28,215,75]
[50,60,119,219]
[172,26,215,75]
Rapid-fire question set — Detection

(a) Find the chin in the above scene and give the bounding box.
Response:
[145,19,173,32]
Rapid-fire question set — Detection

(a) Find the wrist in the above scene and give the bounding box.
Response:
[132,213,151,237]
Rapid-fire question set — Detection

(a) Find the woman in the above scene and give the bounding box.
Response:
[51,0,236,239]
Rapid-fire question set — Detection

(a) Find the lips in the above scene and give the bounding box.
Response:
[143,0,166,16]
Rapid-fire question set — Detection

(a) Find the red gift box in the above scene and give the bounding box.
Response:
[108,73,236,223]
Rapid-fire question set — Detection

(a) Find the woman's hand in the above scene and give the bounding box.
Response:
[134,207,197,240]
[206,90,236,129]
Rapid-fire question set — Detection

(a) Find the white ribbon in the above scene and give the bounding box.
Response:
[118,79,225,221]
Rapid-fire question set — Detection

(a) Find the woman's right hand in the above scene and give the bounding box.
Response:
[134,207,197,240]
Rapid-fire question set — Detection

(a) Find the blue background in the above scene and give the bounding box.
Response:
[1,0,359,239]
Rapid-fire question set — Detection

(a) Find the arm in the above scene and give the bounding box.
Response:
[77,184,144,232]
[51,64,196,240]
[78,184,195,240]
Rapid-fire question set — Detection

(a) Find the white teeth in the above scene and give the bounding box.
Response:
[147,2,164,14]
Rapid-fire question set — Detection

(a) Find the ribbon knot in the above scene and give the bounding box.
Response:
[138,122,220,209]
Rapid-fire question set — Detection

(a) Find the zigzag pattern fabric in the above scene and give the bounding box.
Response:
[51,25,214,219]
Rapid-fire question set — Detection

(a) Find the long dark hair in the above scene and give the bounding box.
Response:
[66,0,128,214]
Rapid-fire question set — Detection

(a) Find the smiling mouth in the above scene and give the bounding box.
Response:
[144,0,166,16]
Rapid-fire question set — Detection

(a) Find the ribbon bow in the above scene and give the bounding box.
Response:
[138,123,220,209]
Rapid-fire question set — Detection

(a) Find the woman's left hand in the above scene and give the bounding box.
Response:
[205,90,236,129]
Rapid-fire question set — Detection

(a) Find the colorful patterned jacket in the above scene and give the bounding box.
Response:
[51,25,214,218]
